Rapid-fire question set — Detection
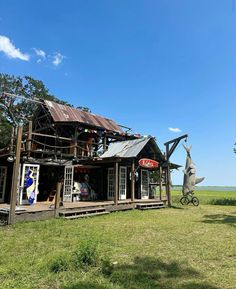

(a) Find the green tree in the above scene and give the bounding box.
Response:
[0,74,72,148]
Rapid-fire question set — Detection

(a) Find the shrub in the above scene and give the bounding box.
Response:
[73,240,98,269]
[49,255,70,273]
[209,198,236,206]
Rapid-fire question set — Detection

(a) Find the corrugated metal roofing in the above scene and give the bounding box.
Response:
[100,137,152,158]
[44,100,124,133]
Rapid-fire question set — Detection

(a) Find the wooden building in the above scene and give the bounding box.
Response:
[0,100,180,224]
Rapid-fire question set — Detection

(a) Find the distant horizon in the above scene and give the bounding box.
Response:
[173,185,236,187]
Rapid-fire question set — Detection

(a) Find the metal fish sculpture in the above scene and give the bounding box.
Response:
[182,145,205,195]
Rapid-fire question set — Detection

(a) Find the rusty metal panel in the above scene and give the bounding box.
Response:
[44,100,123,133]
[100,138,151,158]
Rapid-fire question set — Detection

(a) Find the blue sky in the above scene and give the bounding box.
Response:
[0,0,236,185]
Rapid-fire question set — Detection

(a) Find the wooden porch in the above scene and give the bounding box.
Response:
[0,198,167,224]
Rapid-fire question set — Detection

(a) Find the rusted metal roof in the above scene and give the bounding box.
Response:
[100,138,151,158]
[100,137,166,161]
[44,100,124,133]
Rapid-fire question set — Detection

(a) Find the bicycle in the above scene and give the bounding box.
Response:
[180,192,199,206]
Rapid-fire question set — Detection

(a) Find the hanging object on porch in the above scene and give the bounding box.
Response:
[139,158,159,169]
[25,170,36,205]
[182,145,205,195]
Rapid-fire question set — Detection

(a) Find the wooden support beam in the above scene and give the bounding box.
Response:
[164,134,188,207]
[164,134,188,146]
[159,166,163,201]
[131,160,135,202]
[165,145,171,207]
[74,126,78,158]
[31,132,72,141]
[54,182,62,217]
[10,126,15,154]
[103,135,107,152]
[8,125,23,225]
[27,121,32,157]
[114,161,119,205]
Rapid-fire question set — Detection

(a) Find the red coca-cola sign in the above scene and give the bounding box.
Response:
[139,158,159,169]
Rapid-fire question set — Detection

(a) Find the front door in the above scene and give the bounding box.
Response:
[119,166,127,200]
[0,166,7,203]
[63,166,74,202]
[107,168,115,200]
[141,169,149,199]
[20,164,40,205]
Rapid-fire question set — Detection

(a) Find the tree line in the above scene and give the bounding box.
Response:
[0,73,90,149]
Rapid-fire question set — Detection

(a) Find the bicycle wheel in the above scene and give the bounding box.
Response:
[192,197,199,206]
[180,196,189,205]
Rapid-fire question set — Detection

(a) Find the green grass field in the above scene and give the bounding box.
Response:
[0,190,235,289]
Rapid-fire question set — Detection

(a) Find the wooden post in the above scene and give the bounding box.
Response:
[74,126,78,158]
[114,161,119,206]
[165,145,171,207]
[54,182,62,217]
[103,135,107,152]
[8,125,23,225]
[159,166,162,201]
[27,121,32,157]
[10,126,15,154]
[131,160,135,202]
[164,134,188,207]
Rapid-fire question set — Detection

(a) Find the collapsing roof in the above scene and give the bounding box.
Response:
[100,137,165,161]
[44,100,124,134]
[100,137,181,169]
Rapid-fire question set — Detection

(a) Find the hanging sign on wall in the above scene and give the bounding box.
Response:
[139,158,159,169]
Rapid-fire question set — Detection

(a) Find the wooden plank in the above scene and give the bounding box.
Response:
[54,182,62,217]
[131,160,135,202]
[8,126,23,225]
[27,121,32,157]
[159,166,163,201]
[114,161,119,205]
[31,132,72,141]
[59,207,106,215]
[64,211,110,219]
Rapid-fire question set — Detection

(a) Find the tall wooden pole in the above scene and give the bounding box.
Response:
[74,126,78,158]
[114,161,119,205]
[103,135,107,152]
[8,125,23,225]
[131,160,135,202]
[54,182,62,217]
[159,166,162,201]
[164,134,188,207]
[27,121,32,157]
[165,145,171,207]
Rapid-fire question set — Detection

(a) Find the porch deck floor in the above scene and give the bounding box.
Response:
[0,198,166,214]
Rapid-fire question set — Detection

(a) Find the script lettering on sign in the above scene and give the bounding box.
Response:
[139,158,159,169]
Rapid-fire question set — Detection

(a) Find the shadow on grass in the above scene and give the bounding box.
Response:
[202,214,236,227]
[63,283,107,289]
[208,198,236,206]
[63,256,219,289]
[170,205,184,210]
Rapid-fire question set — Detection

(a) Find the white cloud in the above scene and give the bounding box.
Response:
[52,52,64,66]
[34,48,46,59]
[169,127,182,133]
[0,35,29,61]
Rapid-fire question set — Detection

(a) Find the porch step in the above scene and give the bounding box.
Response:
[64,211,110,220]
[59,207,109,219]
[136,202,165,210]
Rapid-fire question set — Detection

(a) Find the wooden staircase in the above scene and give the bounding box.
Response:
[136,201,166,210]
[59,207,110,220]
